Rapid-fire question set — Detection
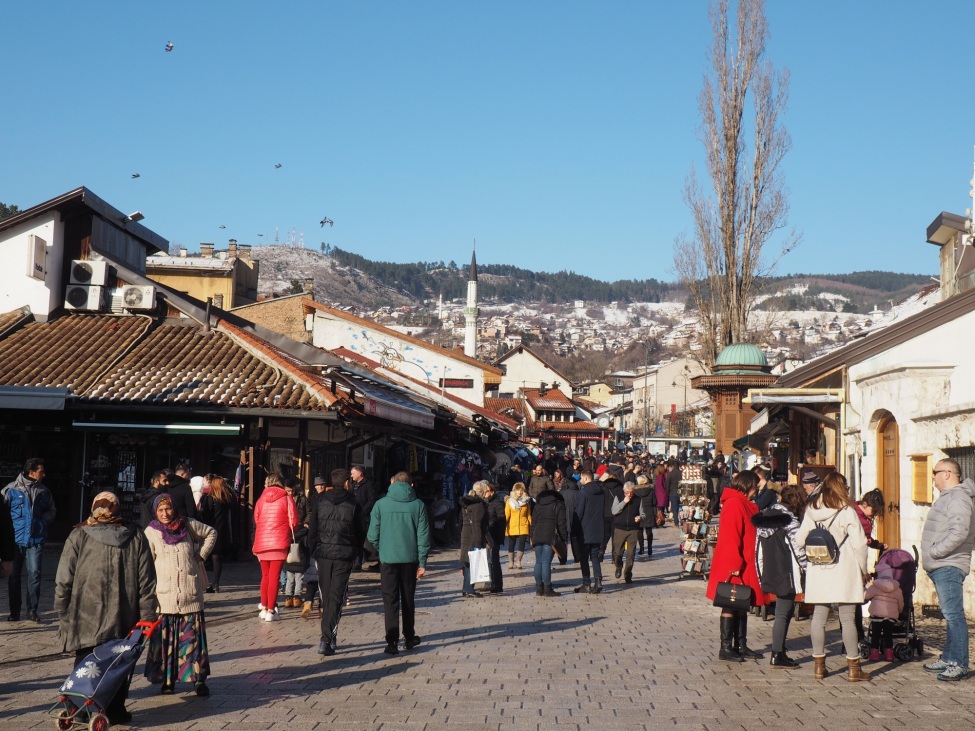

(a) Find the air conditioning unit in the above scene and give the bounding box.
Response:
[65,284,104,311]
[118,285,156,310]
[69,259,110,286]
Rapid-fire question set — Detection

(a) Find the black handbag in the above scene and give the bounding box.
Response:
[552,534,567,565]
[712,574,754,611]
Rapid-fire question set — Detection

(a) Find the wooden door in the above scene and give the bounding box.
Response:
[877,416,901,549]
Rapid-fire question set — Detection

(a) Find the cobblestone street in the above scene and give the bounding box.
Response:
[0,528,970,731]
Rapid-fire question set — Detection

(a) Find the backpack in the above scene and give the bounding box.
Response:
[804,510,847,565]
[756,527,798,596]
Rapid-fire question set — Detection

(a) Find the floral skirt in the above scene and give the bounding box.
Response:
[144,611,210,686]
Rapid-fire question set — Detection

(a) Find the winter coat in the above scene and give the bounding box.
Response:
[0,501,15,561]
[560,482,582,538]
[795,503,868,604]
[145,518,216,615]
[197,493,238,556]
[706,489,768,607]
[654,473,668,509]
[350,478,376,523]
[367,481,431,567]
[163,476,198,520]
[252,486,298,558]
[665,466,682,497]
[634,486,657,526]
[307,487,365,563]
[601,477,623,519]
[530,489,567,546]
[921,478,975,575]
[865,576,905,620]
[611,494,643,531]
[54,521,157,653]
[2,473,55,547]
[528,473,556,501]
[853,502,883,551]
[754,485,778,511]
[752,503,806,598]
[575,481,605,544]
[460,494,490,564]
[486,493,507,544]
[504,495,531,536]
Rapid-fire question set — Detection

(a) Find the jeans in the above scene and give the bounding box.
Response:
[771,594,795,653]
[8,544,42,615]
[670,495,681,525]
[534,544,554,585]
[930,566,969,667]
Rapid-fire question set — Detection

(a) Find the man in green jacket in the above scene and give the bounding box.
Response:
[367,471,431,656]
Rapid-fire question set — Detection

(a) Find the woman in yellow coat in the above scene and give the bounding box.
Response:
[504,482,531,569]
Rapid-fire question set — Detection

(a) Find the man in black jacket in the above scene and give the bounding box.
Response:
[162,465,197,520]
[611,482,643,584]
[349,466,376,570]
[599,466,624,560]
[307,468,365,657]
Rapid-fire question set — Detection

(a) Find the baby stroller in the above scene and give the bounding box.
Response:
[50,619,161,731]
[860,547,923,661]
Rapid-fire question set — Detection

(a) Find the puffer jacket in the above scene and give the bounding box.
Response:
[252,485,298,555]
[865,575,904,620]
[530,489,567,546]
[54,521,157,652]
[460,494,490,564]
[504,495,531,536]
[145,518,216,615]
[921,478,975,575]
[2,473,55,547]
[307,487,365,563]
[366,481,430,567]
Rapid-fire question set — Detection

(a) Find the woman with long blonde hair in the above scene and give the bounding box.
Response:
[504,482,531,569]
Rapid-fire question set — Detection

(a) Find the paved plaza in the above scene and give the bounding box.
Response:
[0,526,971,731]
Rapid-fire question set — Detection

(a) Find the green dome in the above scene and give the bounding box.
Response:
[715,343,768,368]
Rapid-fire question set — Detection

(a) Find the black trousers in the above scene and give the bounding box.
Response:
[317,558,354,644]
[380,562,419,644]
[488,543,503,591]
[600,519,613,557]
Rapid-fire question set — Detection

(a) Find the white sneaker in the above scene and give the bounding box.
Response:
[263,608,278,622]
[257,603,266,611]
[259,609,269,620]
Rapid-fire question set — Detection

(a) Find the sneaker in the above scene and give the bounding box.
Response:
[263,608,278,622]
[937,664,969,682]
[924,658,949,674]
[257,603,266,612]
[258,610,269,621]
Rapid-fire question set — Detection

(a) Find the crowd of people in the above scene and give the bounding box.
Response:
[0,443,970,725]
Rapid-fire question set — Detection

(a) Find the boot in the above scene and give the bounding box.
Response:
[719,616,744,662]
[884,648,894,662]
[868,648,880,662]
[508,553,515,569]
[813,655,828,680]
[573,580,590,594]
[301,601,313,619]
[515,551,524,569]
[735,614,763,659]
[543,584,561,597]
[846,657,871,682]
[770,651,799,669]
[536,583,545,596]
[589,578,602,594]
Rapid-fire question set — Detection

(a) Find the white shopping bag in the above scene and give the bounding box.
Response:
[468,547,491,583]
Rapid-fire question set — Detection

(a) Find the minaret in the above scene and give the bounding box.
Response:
[463,248,479,357]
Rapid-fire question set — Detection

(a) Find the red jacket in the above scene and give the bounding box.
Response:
[706,488,767,606]
[252,486,298,555]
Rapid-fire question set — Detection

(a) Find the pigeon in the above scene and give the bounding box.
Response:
[165,42,174,52]
[274,163,282,169]
[131,173,140,179]
[257,233,264,237]
[219,225,226,229]
[320,217,333,228]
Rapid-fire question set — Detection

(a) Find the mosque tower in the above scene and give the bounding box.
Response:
[463,248,479,358]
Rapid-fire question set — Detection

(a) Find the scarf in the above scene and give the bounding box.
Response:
[85,491,124,526]
[148,493,188,545]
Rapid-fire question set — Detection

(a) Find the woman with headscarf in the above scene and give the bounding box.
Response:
[144,493,217,696]
[54,492,157,725]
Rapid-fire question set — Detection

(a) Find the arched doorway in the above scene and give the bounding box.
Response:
[876,414,901,549]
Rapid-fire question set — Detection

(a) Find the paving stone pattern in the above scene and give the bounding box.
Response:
[0,529,970,730]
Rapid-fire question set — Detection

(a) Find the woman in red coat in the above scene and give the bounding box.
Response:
[706,469,768,662]
[252,473,298,621]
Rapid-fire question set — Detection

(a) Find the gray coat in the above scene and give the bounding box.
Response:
[921,478,975,575]
[54,522,157,652]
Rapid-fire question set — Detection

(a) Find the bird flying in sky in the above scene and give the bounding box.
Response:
[131,173,140,179]
[275,163,282,169]
[320,217,333,228]
[219,225,226,229]
[165,42,174,52]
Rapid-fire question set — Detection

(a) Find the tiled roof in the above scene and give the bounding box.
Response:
[523,387,574,410]
[0,313,330,411]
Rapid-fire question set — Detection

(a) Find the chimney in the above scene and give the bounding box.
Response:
[238,244,252,261]
[201,243,214,258]
[228,240,238,258]
[303,277,314,293]
[213,294,224,309]
[179,247,187,258]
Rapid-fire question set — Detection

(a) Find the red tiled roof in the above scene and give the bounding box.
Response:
[523,387,574,411]
[0,313,331,411]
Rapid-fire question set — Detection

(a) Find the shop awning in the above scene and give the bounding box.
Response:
[0,386,70,410]
[72,422,243,436]
[354,380,436,430]
[743,389,843,406]
[394,434,456,455]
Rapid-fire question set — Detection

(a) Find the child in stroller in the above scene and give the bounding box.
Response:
[864,565,904,661]
[862,547,923,661]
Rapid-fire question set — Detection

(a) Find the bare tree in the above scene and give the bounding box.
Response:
[675,0,800,366]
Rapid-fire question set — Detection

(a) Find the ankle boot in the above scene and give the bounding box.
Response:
[846,657,871,682]
[536,583,545,596]
[300,601,312,619]
[543,584,561,597]
[515,551,524,569]
[883,648,894,662]
[813,655,828,680]
[573,580,590,593]
[770,651,799,669]
[508,554,515,569]
[719,616,744,662]
[736,614,763,659]
[590,578,602,594]
[868,648,880,662]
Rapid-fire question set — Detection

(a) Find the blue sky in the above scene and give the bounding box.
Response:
[3,1,972,282]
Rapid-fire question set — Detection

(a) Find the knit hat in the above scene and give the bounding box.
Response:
[595,465,608,478]
[801,469,819,484]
